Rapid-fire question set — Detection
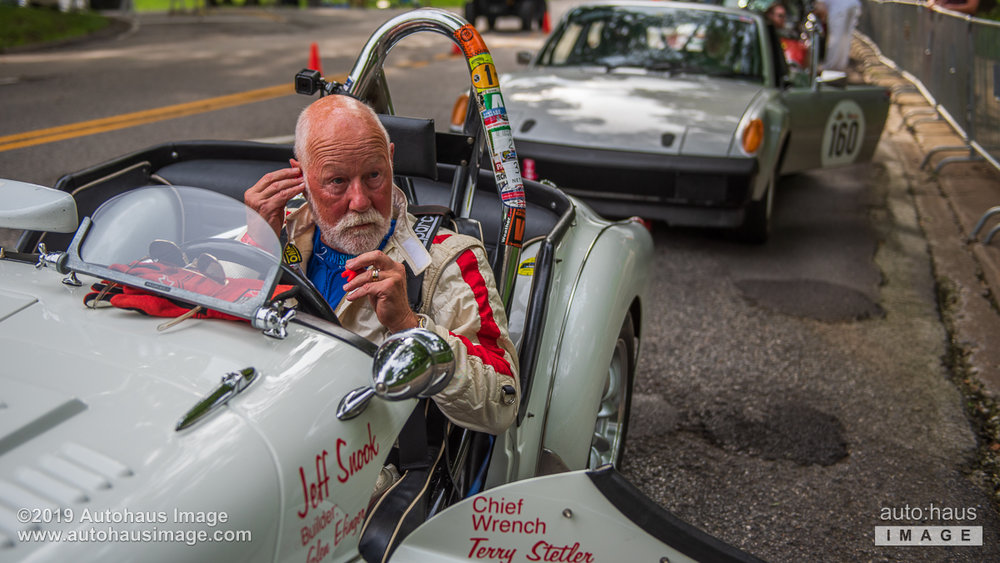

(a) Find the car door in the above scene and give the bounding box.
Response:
[779,79,891,175]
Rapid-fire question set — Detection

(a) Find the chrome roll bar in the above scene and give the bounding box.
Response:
[343,8,526,307]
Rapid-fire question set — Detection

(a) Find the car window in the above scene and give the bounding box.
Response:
[539,5,764,83]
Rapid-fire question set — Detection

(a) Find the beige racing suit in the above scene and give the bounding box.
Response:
[284,186,519,436]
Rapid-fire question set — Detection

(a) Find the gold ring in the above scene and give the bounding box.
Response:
[372,268,380,282]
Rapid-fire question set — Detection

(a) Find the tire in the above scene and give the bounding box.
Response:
[588,310,636,469]
[517,0,535,31]
[737,171,774,244]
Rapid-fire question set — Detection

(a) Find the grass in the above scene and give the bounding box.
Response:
[0,5,108,50]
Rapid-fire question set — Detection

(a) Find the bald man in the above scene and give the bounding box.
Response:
[245,95,518,435]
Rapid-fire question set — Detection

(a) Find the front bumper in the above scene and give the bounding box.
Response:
[516,140,759,226]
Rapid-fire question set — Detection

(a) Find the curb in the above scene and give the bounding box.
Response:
[852,36,1000,398]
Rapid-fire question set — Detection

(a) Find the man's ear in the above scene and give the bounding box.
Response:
[290,157,300,169]
[388,142,395,165]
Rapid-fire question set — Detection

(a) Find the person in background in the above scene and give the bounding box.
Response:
[819,0,860,71]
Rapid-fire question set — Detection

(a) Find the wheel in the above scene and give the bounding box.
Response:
[737,171,774,244]
[589,311,636,469]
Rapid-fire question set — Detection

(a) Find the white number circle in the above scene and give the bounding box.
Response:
[820,99,866,167]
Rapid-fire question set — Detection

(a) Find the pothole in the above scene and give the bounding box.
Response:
[736,278,884,322]
[698,402,849,466]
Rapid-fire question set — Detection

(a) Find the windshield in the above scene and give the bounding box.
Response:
[538,5,763,82]
[64,186,283,320]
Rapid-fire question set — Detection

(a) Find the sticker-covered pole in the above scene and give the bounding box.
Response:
[451,23,525,307]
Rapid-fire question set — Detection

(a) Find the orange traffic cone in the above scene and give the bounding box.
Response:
[451,43,462,56]
[308,42,323,74]
[542,11,551,33]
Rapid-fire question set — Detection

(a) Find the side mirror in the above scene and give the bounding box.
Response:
[373,329,455,399]
[516,51,534,65]
[0,180,78,234]
[336,328,455,420]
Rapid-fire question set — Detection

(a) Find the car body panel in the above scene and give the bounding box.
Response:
[504,71,762,157]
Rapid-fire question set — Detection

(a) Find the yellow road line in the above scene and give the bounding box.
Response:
[0,79,342,153]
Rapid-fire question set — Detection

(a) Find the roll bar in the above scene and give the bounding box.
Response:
[342,8,526,305]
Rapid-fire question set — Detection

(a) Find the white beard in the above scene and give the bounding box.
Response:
[315,206,391,255]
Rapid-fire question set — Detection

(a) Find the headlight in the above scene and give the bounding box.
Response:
[741,118,764,155]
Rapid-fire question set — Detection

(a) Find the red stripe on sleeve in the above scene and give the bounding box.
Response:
[449,248,513,376]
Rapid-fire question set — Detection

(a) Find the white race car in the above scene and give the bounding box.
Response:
[0,9,759,563]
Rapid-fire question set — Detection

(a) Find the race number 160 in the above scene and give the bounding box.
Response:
[820,99,866,167]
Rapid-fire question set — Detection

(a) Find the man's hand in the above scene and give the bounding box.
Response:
[343,250,420,333]
[244,161,306,239]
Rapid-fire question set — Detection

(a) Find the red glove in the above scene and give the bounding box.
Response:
[86,260,292,323]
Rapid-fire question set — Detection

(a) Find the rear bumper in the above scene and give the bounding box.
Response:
[516,140,759,226]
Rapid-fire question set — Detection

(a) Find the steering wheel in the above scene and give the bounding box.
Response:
[180,237,279,275]
[179,238,340,325]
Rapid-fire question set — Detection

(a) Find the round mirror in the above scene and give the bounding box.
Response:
[372,329,455,400]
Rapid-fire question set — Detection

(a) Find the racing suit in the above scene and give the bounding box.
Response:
[284,185,519,436]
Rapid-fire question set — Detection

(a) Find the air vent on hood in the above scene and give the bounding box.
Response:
[0,379,87,457]
[520,119,536,133]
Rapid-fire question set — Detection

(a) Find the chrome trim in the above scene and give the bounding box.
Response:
[253,306,296,340]
[175,367,259,431]
[336,386,376,421]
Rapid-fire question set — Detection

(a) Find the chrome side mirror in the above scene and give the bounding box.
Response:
[373,329,455,399]
[336,328,455,420]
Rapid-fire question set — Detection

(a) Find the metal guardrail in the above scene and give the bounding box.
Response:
[858,0,1000,175]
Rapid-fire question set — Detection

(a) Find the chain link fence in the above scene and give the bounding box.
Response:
[859,0,1000,173]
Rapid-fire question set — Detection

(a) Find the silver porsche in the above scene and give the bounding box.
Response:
[503,0,890,242]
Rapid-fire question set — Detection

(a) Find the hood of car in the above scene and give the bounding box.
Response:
[502,68,766,156]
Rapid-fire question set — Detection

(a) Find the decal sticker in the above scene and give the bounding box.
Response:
[468,53,494,70]
[298,451,332,520]
[335,422,379,483]
[477,88,506,111]
[464,495,596,562]
[482,106,508,124]
[820,99,866,167]
[471,63,500,91]
[500,160,526,209]
[283,243,303,264]
[487,125,513,155]
[501,208,526,248]
[455,25,489,58]
[517,257,535,276]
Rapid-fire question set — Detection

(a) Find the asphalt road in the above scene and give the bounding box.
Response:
[1,3,996,561]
